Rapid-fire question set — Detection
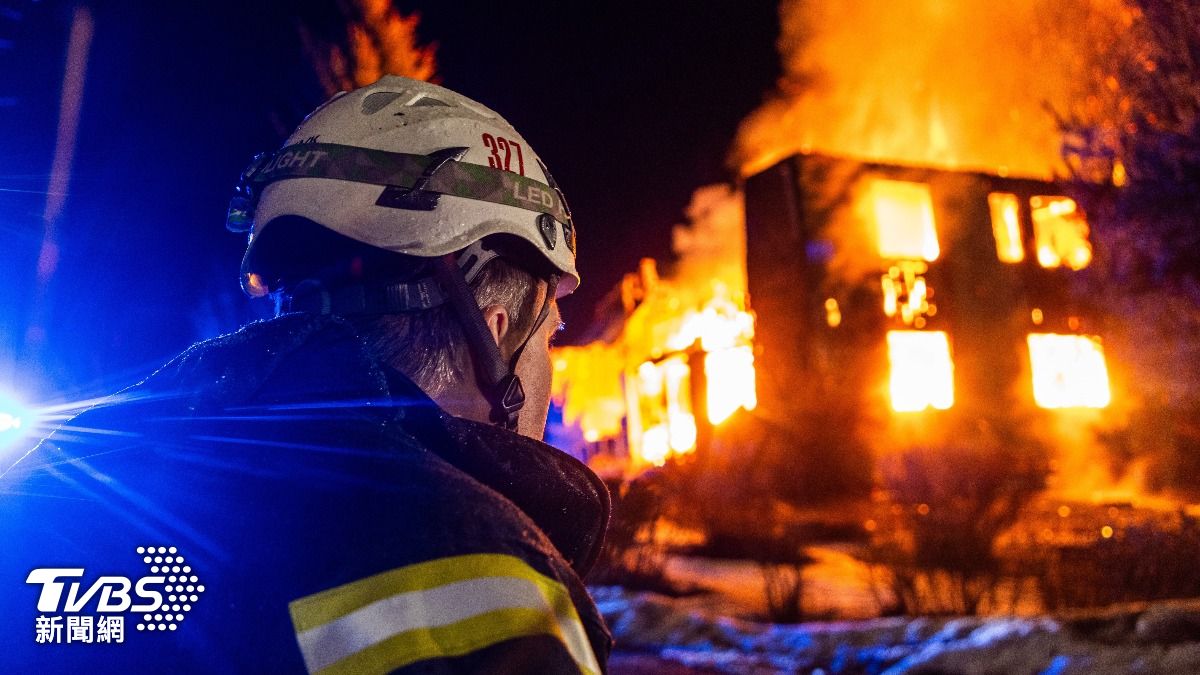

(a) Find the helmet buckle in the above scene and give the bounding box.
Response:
[493,373,526,428]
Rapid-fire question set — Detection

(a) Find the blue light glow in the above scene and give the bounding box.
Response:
[0,392,33,452]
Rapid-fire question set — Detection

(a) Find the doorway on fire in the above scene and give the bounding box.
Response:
[744,153,1111,449]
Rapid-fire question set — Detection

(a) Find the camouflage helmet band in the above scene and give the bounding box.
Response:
[226,142,573,233]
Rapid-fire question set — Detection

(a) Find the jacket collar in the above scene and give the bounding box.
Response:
[205,314,610,577]
[378,358,610,577]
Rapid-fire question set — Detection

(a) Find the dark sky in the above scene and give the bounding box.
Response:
[0,0,779,399]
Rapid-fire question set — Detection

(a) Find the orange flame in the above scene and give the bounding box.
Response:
[1027,333,1112,409]
[988,192,1026,263]
[1031,196,1093,270]
[871,180,940,261]
[887,330,955,412]
[731,0,1126,178]
[551,187,757,470]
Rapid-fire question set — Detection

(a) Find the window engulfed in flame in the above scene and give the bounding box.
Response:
[636,357,698,467]
[887,330,955,412]
[1030,196,1092,271]
[667,298,758,427]
[706,346,757,425]
[881,262,934,328]
[988,192,1025,263]
[872,180,940,261]
[1027,333,1111,409]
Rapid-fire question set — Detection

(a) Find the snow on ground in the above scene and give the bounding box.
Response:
[594,586,1200,674]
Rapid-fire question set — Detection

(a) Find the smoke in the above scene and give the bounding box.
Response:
[670,184,747,301]
[732,0,1127,178]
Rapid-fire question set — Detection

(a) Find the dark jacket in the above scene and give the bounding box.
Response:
[0,313,612,674]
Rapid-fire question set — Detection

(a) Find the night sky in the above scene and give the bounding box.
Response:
[0,1,779,399]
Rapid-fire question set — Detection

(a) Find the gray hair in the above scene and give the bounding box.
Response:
[349,257,540,398]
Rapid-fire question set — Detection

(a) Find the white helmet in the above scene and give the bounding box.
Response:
[228,75,578,298]
[225,76,579,430]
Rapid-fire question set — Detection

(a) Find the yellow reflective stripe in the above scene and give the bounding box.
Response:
[317,607,583,675]
[297,577,572,671]
[289,553,599,675]
[291,553,557,632]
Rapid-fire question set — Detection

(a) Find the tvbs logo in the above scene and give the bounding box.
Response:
[27,547,204,638]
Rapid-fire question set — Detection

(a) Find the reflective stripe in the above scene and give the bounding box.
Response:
[289,554,599,675]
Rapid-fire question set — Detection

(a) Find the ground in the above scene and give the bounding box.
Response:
[597,550,1200,674]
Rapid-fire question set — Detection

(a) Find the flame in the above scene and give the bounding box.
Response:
[634,355,702,468]
[1027,333,1112,409]
[551,186,757,471]
[706,346,758,425]
[668,295,756,353]
[303,0,437,97]
[667,294,759,428]
[988,192,1026,263]
[887,330,955,412]
[1030,196,1092,270]
[871,179,940,261]
[551,343,626,442]
[624,293,757,467]
[732,0,1125,178]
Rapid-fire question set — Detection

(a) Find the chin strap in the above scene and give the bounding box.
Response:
[434,253,558,431]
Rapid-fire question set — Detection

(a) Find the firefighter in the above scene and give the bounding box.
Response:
[0,76,610,674]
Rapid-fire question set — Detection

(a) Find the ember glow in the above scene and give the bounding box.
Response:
[1027,333,1112,409]
[887,330,955,413]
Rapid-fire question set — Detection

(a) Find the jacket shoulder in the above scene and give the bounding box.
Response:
[287,450,609,675]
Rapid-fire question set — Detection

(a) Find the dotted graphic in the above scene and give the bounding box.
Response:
[135,546,204,633]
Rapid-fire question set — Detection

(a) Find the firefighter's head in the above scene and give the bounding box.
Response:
[227,76,577,438]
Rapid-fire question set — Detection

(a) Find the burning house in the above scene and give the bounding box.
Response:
[745,153,1111,443]
[550,0,1136,485]
[551,153,1114,478]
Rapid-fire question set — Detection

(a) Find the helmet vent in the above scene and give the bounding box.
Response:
[361,91,404,115]
[408,95,451,107]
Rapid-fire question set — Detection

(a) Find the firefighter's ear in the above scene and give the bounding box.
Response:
[481,304,510,348]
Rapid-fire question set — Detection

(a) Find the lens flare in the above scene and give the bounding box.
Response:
[0,392,34,453]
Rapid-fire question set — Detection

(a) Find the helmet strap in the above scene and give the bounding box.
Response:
[435,254,525,430]
[434,253,558,432]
